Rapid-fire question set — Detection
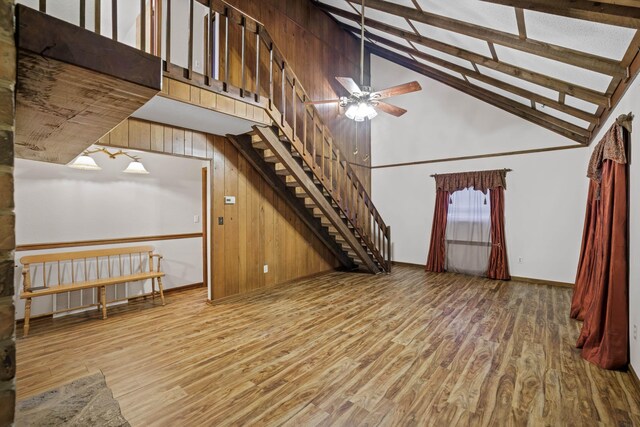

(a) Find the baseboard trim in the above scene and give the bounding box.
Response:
[207,268,340,304]
[391,262,573,288]
[511,276,574,288]
[392,261,425,268]
[630,364,640,394]
[16,282,205,324]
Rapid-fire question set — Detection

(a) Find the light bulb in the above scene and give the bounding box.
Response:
[345,104,358,120]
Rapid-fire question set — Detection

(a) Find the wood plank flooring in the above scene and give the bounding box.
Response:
[16,266,640,426]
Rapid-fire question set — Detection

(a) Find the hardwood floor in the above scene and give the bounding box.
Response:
[16,266,640,426]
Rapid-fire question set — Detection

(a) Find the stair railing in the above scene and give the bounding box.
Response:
[204,0,391,271]
[33,0,391,272]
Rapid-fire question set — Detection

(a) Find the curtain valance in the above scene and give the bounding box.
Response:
[586,113,632,183]
[434,169,507,194]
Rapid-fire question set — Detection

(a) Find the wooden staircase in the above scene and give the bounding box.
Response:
[230,126,390,273]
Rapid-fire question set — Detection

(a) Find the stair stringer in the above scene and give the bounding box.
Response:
[253,125,381,273]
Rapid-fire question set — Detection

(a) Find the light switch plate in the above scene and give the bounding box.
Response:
[193,215,200,223]
[225,196,236,205]
[263,265,268,273]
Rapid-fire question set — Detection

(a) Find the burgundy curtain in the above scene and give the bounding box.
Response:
[570,181,599,321]
[487,187,510,280]
[425,189,449,272]
[571,118,630,370]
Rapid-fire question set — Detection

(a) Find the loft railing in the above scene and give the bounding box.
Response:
[33,0,391,272]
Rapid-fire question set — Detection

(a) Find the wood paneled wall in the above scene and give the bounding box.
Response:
[223,0,372,192]
[210,135,339,299]
[100,118,338,300]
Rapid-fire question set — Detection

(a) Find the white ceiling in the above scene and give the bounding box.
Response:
[132,96,260,136]
[320,0,637,141]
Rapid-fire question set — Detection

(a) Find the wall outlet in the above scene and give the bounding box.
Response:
[634,324,637,340]
[193,214,200,223]
[518,257,524,264]
[195,59,201,68]
[263,264,268,273]
[225,196,236,205]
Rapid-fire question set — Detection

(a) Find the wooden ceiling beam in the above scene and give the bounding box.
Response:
[515,8,527,39]
[481,0,640,28]
[318,3,609,106]
[366,42,590,144]
[347,25,597,123]
[587,30,640,143]
[345,0,624,77]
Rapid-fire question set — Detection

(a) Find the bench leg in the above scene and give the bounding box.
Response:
[24,298,32,337]
[151,278,156,300]
[157,276,165,306]
[100,287,107,319]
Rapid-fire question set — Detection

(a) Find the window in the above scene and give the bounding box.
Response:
[445,187,491,276]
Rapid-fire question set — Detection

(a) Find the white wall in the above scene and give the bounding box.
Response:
[14,147,205,319]
[371,55,590,282]
[371,54,640,373]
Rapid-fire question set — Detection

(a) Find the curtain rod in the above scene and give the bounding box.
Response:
[616,112,633,134]
[430,168,512,178]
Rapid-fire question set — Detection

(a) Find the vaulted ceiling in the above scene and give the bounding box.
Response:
[314,0,640,145]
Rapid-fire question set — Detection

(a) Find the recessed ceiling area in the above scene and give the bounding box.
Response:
[313,0,640,145]
[131,95,260,136]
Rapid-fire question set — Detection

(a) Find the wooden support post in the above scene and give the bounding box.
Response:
[386,226,392,272]
[166,0,171,66]
[80,0,86,29]
[140,0,146,52]
[188,0,194,78]
[112,0,118,41]
[281,63,286,126]
[321,126,326,180]
[204,14,209,81]
[302,101,307,156]
[95,0,101,35]
[292,79,297,142]
[269,45,274,107]
[255,29,261,101]
[224,8,229,91]
[240,17,246,96]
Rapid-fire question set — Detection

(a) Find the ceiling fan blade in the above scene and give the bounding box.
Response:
[335,77,362,94]
[305,99,340,105]
[372,81,422,100]
[376,101,407,117]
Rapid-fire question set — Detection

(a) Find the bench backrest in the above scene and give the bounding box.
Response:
[20,245,156,292]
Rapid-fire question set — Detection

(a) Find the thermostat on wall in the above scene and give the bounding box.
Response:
[224,196,236,205]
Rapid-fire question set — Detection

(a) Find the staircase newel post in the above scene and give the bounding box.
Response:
[386,226,391,273]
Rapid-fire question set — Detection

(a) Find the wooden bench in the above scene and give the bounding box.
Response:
[20,245,165,337]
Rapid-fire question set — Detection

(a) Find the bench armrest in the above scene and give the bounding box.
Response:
[151,253,163,273]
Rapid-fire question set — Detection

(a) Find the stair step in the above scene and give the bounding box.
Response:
[251,134,268,150]
[263,149,278,163]
[285,176,301,187]
[294,187,307,197]
[274,164,291,176]
[303,198,315,208]
[312,208,324,218]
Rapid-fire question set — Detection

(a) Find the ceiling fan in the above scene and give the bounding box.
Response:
[307,0,422,121]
